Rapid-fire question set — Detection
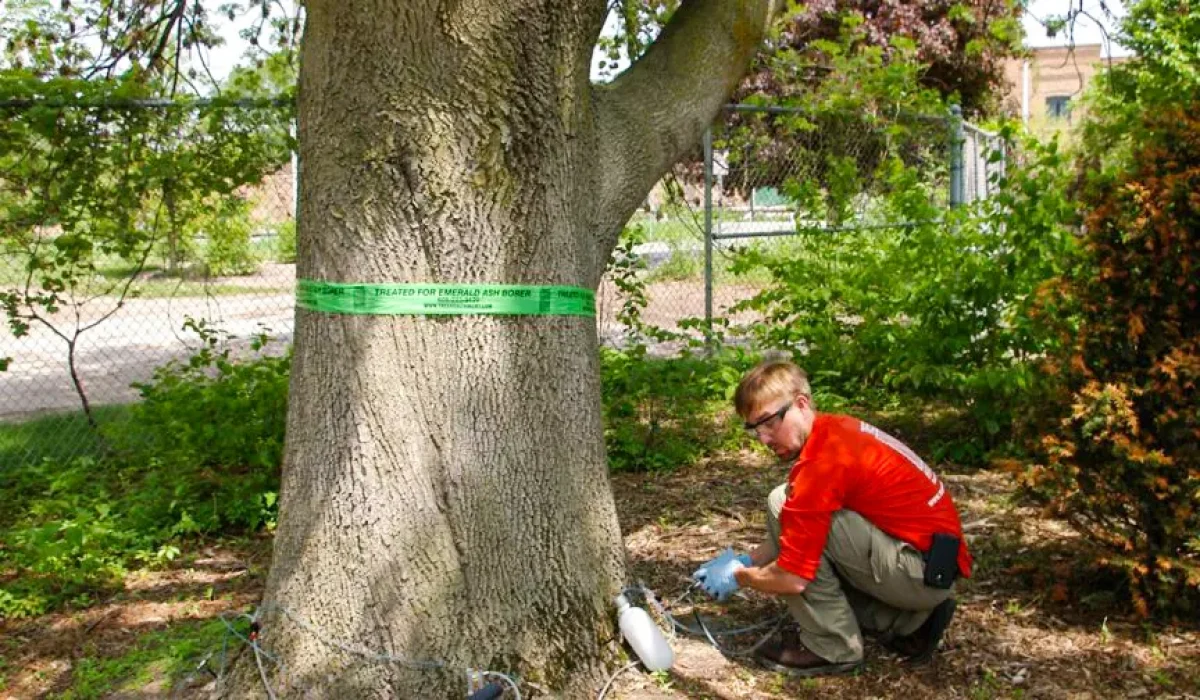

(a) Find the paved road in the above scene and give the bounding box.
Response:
[0,292,296,421]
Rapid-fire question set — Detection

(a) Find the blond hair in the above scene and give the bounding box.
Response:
[733,359,812,417]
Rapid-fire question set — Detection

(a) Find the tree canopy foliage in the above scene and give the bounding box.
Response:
[0,1,295,416]
[1,0,299,88]
[600,0,1024,113]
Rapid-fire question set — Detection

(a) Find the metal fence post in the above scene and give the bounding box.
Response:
[291,119,300,221]
[949,104,965,208]
[703,126,714,342]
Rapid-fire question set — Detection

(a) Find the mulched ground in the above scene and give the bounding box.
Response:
[3,452,1198,699]
[609,454,1200,699]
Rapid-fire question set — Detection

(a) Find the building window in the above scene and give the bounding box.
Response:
[1046,95,1072,120]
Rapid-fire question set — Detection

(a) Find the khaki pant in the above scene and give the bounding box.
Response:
[763,484,955,663]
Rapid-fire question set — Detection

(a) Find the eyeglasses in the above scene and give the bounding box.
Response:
[744,401,792,435]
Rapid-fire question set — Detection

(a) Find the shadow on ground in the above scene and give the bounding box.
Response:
[3,458,1199,699]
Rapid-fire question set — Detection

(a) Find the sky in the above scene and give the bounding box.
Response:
[1022,0,1132,56]
[200,0,1134,85]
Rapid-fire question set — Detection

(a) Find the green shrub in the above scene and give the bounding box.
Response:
[601,224,751,471]
[1021,106,1200,615]
[109,318,288,533]
[196,197,258,276]
[0,457,164,618]
[644,248,702,282]
[600,347,750,472]
[0,321,289,619]
[273,219,297,263]
[118,320,287,469]
[600,223,909,471]
[1015,0,1200,616]
[0,405,127,471]
[726,146,1075,461]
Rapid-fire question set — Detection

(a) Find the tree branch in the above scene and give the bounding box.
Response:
[592,0,780,240]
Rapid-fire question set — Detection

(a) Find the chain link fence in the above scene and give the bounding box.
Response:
[597,104,1006,350]
[0,98,297,464]
[2,101,1004,466]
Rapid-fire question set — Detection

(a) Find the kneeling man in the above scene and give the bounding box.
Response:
[693,360,972,675]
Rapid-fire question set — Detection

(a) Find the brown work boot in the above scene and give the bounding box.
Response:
[754,637,862,677]
[885,598,957,663]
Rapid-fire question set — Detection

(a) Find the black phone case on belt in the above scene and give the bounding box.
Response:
[924,533,960,589]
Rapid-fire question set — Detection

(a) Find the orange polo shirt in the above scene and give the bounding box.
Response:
[776,413,973,581]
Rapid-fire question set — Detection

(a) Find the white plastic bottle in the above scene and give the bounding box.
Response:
[614,593,674,671]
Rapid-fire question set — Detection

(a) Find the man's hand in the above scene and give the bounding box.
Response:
[692,547,752,601]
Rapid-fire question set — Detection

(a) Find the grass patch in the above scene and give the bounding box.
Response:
[61,618,231,699]
[636,218,703,245]
[619,220,811,285]
[126,280,290,298]
[644,249,705,282]
[0,405,131,469]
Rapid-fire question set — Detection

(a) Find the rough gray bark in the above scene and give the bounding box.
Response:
[231,0,777,696]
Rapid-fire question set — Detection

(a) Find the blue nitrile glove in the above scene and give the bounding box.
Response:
[691,547,752,601]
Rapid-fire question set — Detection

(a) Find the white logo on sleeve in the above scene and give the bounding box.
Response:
[859,421,945,507]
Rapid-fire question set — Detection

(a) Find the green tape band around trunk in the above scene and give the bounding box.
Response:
[296,280,596,317]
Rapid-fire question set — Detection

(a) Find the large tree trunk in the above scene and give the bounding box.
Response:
[231,0,776,697]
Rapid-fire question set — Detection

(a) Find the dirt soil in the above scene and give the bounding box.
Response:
[3,457,1198,699]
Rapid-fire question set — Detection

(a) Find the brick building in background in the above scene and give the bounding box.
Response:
[1002,44,1127,134]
